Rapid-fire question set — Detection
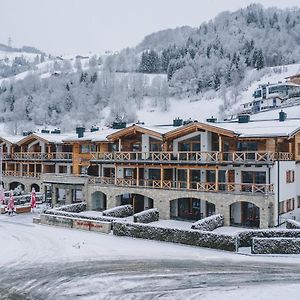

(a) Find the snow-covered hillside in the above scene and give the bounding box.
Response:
[131,63,300,126]
[228,63,300,116]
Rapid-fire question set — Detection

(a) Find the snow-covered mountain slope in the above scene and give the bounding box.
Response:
[131,63,300,125]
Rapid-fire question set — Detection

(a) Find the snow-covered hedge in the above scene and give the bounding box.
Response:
[133,208,159,223]
[113,221,237,252]
[251,237,300,254]
[102,205,133,218]
[42,210,117,223]
[238,229,300,247]
[54,202,86,213]
[191,214,224,231]
[286,219,300,229]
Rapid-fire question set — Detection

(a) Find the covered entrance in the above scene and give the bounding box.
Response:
[170,198,215,221]
[230,201,260,228]
[116,193,153,213]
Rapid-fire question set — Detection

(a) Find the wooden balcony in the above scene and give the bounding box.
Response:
[6,152,72,161]
[88,176,274,195]
[2,171,41,179]
[90,151,294,164]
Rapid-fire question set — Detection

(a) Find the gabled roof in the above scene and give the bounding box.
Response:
[107,124,164,141]
[164,122,237,140]
[0,135,24,145]
[214,119,300,138]
[17,133,74,146]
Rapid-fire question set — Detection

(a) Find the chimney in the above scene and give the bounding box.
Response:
[206,116,217,123]
[76,127,85,138]
[238,114,250,123]
[279,110,287,122]
[173,118,183,127]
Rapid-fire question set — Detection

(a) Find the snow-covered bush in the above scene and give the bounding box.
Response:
[113,221,237,252]
[43,210,116,223]
[133,208,159,223]
[102,205,133,218]
[54,202,86,213]
[191,214,224,231]
[238,229,300,247]
[251,237,300,254]
[286,219,300,229]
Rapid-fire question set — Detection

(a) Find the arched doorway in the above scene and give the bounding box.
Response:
[170,198,215,221]
[9,182,25,195]
[30,183,40,192]
[230,201,260,228]
[91,191,107,211]
[116,193,154,214]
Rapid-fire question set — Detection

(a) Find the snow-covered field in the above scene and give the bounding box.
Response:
[1,213,300,299]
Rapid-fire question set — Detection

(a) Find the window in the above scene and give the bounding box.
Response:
[237,142,258,151]
[80,144,90,153]
[279,201,285,215]
[242,171,266,184]
[286,170,295,183]
[286,198,295,212]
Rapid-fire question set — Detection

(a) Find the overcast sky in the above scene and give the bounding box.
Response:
[1,0,299,55]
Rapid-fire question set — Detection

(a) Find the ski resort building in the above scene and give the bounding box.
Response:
[1,112,300,229]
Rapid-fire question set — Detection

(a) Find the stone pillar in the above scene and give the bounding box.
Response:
[154,197,170,220]
[52,187,58,206]
[260,202,271,229]
[215,203,230,226]
[106,193,116,209]
[65,188,72,204]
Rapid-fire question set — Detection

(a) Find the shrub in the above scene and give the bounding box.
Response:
[286,219,300,229]
[252,237,300,254]
[133,208,159,223]
[238,229,300,247]
[113,221,237,252]
[191,214,224,231]
[102,205,133,218]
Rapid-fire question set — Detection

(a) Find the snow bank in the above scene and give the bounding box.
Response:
[102,205,133,218]
[113,221,237,252]
[133,208,159,223]
[191,214,224,231]
[251,237,300,254]
[286,219,300,229]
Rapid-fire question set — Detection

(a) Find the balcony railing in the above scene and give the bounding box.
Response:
[88,176,273,194]
[91,151,293,163]
[2,171,41,178]
[5,152,73,161]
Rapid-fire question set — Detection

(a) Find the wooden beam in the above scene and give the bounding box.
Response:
[136,167,139,187]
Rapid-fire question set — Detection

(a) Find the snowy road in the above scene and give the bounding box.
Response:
[1,214,300,299]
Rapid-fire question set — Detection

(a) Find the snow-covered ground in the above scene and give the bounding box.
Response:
[1,213,300,299]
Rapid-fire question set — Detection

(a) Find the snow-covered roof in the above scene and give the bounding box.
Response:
[214,119,300,138]
[138,125,177,135]
[63,128,119,142]
[250,105,300,121]
[0,135,24,144]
